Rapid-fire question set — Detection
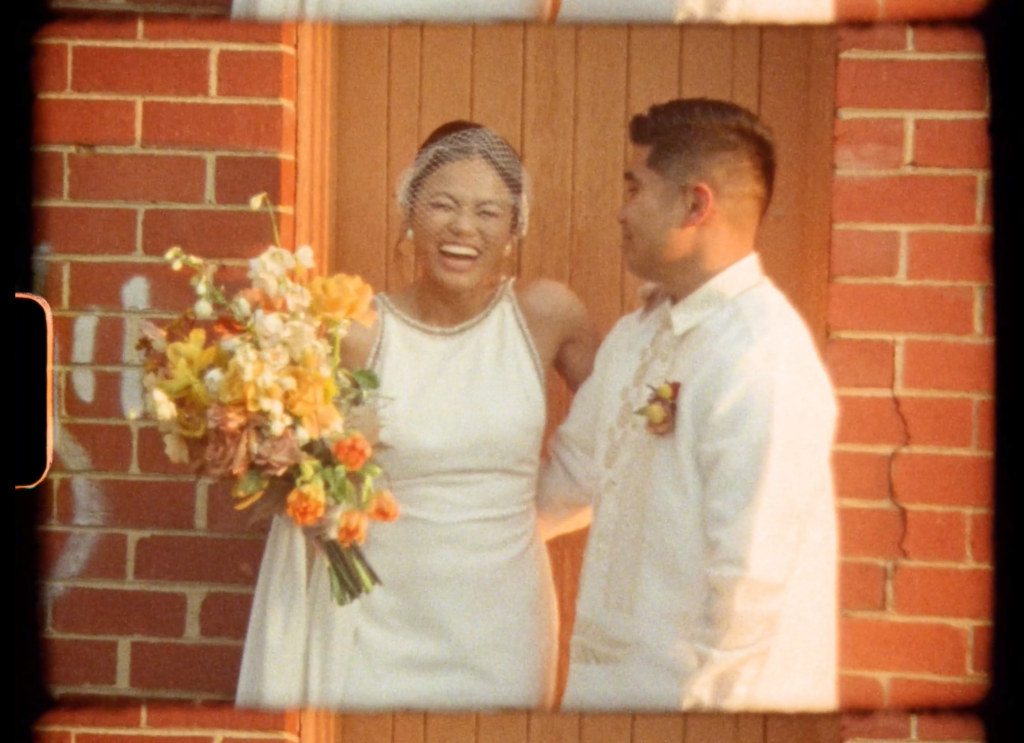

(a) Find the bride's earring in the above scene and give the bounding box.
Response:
[405,228,414,242]
[503,243,512,257]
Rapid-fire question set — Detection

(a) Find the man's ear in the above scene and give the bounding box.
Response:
[680,182,713,228]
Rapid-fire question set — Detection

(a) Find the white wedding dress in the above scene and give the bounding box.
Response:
[236,279,558,710]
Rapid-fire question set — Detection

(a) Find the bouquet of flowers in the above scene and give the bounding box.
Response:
[137,193,397,606]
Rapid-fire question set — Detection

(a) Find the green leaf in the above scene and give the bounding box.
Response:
[352,369,379,391]
[233,470,267,498]
[361,463,383,480]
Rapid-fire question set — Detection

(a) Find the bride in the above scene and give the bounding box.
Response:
[236,121,598,710]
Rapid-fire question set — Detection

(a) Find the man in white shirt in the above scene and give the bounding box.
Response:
[538,98,838,711]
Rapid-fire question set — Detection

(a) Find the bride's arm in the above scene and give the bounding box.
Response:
[514,279,599,392]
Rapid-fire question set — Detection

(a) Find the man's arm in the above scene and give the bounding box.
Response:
[680,327,837,710]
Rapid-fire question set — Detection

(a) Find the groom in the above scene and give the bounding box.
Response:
[537,98,838,711]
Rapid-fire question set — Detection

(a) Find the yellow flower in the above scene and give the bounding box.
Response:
[310,274,375,326]
[285,359,341,439]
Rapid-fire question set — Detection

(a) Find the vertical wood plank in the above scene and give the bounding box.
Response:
[425,713,477,743]
[386,24,422,291]
[579,713,632,743]
[573,25,628,335]
[622,25,682,313]
[684,714,738,743]
[478,712,529,743]
[333,26,390,289]
[471,24,526,150]
[298,708,340,743]
[732,27,761,112]
[394,712,427,743]
[736,714,766,743]
[633,714,685,743]
[680,26,734,100]
[529,711,580,743]
[339,714,393,743]
[420,25,473,140]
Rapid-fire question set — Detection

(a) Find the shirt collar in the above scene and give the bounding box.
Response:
[660,253,764,337]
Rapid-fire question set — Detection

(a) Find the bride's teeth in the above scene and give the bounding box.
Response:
[440,245,479,258]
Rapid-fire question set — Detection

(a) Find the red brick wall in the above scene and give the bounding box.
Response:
[30,9,994,743]
[828,22,993,711]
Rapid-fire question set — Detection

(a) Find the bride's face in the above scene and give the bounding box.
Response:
[407,156,516,293]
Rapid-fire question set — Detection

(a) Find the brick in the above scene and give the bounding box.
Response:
[912,24,987,52]
[982,286,994,337]
[76,736,215,743]
[134,534,264,585]
[142,209,278,259]
[916,712,986,741]
[837,59,987,111]
[837,24,907,51]
[217,51,294,99]
[975,399,994,452]
[39,530,128,580]
[55,477,197,530]
[830,230,900,278]
[31,732,71,743]
[839,711,911,739]
[897,395,974,448]
[142,101,292,154]
[840,618,968,674]
[34,99,136,147]
[971,625,992,675]
[144,703,297,731]
[834,451,892,502]
[37,704,142,727]
[56,423,132,472]
[45,637,118,686]
[835,118,904,170]
[33,151,65,199]
[67,261,196,312]
[199,592,252,640]
[888,678,987,707]
[41,258,66,308]
[130,642,241,695]
[68,154,207,204]
[903,509,967,561]
[34,207,137,255]
[913,119,990,169]
[214,156,295,207]
[71,47,209,97]
[34,43,68,93]
[52,315,126,366]
[840,561,887,610]
[825,338,894,388]
[37,19,139,41]
[828,284,975,334]
[906,231,992,282]
[838,674,885,710]
[903,340,994,393]
[62,370,129,419]
[51,588,188,637]
[835,0,883,23]
[833,174,978,225]
[894,453,993,507]
[893,565,993,618]
[970,512,993,564]
[135,426,200,476]
[840,506,905,559]
[981,177,992,225]
[206,480,273,534]
[836,395,907,446]
[142,19,293,44]
[881,0,989,22]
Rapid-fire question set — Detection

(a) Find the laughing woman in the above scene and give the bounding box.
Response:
[236,121,598,710]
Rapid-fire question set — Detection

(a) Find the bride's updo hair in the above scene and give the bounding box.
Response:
[397,121,530,239]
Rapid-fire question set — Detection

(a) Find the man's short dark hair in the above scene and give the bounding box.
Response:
[629,98,776,214]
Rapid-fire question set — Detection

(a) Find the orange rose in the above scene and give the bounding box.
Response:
[337,509,369,546]
[333,432,372,471]
[285,482,326,526]
[311,274,375,326]
[367,490,400,522]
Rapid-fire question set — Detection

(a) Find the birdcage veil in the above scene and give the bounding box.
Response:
[396,125,532,240]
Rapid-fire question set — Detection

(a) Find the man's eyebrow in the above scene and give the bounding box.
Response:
[624,171,639,182]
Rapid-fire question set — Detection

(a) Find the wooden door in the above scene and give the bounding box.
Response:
[300,22,837,738]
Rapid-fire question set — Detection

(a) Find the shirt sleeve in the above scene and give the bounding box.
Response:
[679,319,837,710]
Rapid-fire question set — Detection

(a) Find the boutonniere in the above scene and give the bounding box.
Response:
[636,382,681,435]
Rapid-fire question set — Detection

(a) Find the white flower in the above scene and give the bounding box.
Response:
[282,320,317,359]
[204,368,225,396]
[139,321,167,353]
[254,310,284,345]
[260,346,290,372]
[295,425,310,446]
[284,284,312,313]
[163,433,190,464]
[194,299,214,319]
[296,245,316,269]
[249,268,280,297]
[151,388,178,421]
[220,335,243,353]
[231,296,252,318]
